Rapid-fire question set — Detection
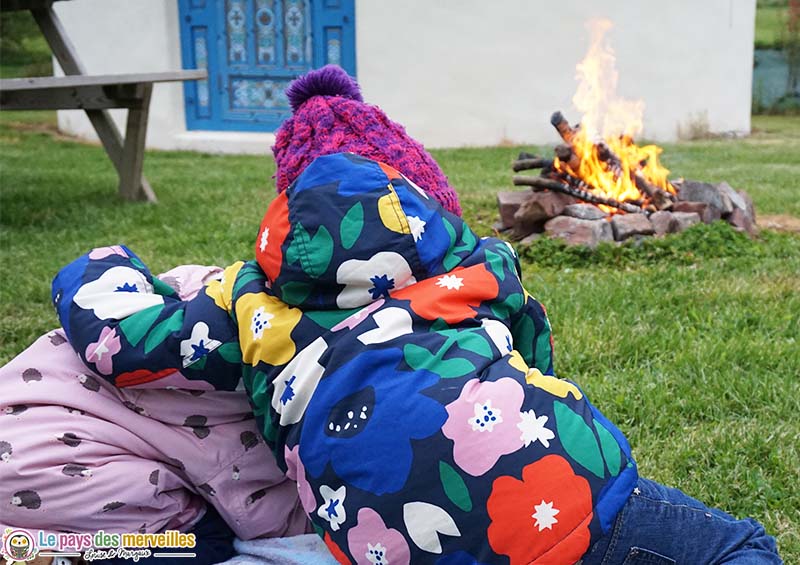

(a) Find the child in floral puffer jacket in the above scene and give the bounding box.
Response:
[53,67,781,564]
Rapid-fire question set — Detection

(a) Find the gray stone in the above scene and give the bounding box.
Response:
[562,203,607,220]
[678,180,725,213]
[544,215,613,248]
[519,232,542,245]
[513,192,577,238]
[672,201,722,224]
[497,191,532,228]
[672,211,702,232]
[739,190,756,224]
[727,208,758,236]
[717,182,747,214]
[611,213,655,241]
[649,211,678,236]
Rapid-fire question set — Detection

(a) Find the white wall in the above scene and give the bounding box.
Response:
[355,0,756,146]
[55,0,755,151]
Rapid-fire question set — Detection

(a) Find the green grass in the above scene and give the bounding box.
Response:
[1,112,799,560]
[756,0,789,49]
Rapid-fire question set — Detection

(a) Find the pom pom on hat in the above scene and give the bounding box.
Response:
[273,66,462,216]
[286,65,363,112]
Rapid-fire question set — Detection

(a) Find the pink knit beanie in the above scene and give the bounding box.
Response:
[272,65,462,216]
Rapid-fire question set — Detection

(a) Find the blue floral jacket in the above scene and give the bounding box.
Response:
[54,153,637,564]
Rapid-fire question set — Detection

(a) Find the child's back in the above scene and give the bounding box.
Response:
[55,153,636,563]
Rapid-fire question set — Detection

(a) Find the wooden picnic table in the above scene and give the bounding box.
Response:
[0,0,207,202]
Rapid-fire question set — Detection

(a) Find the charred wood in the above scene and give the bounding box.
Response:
[512,157,554,172]
[513,175,646,215]
[550,111,579,144]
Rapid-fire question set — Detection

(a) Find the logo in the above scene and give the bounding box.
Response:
[2,529,38,562]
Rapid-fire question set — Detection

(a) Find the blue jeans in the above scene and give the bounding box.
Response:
[580,478,781,564]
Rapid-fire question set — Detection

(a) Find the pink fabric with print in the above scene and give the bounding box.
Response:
[0,266,309,540]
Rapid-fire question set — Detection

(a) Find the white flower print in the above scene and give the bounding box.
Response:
[532,500,559,531]
[517,409,555,448]
[470,400,503,432]
[73,266,163,320]
[481,318,513,354]
[250,306,274,340]
[271,337,328,425]
[259,227,270,252]
[317,485,347,532]
[179,322,222,368]
[357,307,414,345]
[435,274,464,291]
[407,215,426,242]
[366,542,389,564]
[336,252,416,309]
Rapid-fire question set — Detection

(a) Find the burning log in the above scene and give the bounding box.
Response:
[512,175,647,215]
[512,157,554,172]
[633,171,675,210]
[554,144,581,171]
[550,111,579,144]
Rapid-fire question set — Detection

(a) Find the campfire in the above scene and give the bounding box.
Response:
[499,19,756,246]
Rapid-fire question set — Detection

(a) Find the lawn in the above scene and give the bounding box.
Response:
[1,111,799,560]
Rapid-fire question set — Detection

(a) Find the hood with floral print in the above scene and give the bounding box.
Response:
[255,153,477,311]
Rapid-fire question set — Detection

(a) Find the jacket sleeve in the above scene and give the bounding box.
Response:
[511,289,555,376]
[51,245,243,391]
[479,237,555,375]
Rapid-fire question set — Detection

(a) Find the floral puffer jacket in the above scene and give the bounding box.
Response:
[54,153,637,564]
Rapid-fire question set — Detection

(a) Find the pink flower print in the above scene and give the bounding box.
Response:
[85,326,121,375]
[284,445,316,515]
[442,377,525,476]
[331,299,385,332]
[347,507,410,565]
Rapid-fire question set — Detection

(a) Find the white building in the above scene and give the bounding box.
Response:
[54,0,756,153]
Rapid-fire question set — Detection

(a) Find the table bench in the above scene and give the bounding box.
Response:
[0,0,206,202]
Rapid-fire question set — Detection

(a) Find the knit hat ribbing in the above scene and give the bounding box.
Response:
[272,65,462,217]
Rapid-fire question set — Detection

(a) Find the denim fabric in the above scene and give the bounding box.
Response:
[579,478,782,564]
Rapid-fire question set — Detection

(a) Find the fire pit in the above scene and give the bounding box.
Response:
[497,19,756,247]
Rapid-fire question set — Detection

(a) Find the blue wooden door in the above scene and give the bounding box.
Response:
[178,0,356,132]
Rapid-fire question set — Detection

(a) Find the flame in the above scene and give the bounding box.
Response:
[554,19,675,211]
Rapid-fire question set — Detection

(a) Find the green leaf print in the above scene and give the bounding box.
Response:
[439,461,472,512]
[143,310,185,354]
[492,292,525,322]
[533,317,553,372]
[553,401,605,478]
[306,308,359,330]
[403,343,475,378]
[485,249,506,281]
[340,202,364,250]
[217,342,242,364]
[152,277,178,297]
[119,303,164,347]
[512,314,536,365]
[594,419,622,476]
[280,281,312,305]
[286,223,334,278]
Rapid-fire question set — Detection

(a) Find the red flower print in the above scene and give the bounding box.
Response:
[393,264,499,324]
[323,532,352,565]
[115,367,179,387]
[255,191,291,282]
[486,455,593,564]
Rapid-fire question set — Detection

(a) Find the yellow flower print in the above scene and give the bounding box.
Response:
[205,261,245,313]
[377,185,411,235]
[236,291,302,366]
[526,367,583,400]
[507,350,529,375]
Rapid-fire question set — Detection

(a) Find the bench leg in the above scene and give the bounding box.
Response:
[32,5,156,203]
[119,84,156,202]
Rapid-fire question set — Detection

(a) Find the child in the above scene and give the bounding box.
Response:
[53,68,781,564]
[0,265,309,565]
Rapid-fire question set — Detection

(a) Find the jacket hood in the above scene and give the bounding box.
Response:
[256,153,477,310]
